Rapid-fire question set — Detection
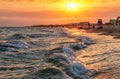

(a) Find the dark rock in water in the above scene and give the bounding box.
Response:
[27,34,55,38]
[63,47,74,57]
[8,33,26,40]
[70,44,87,50]
[24,68,68,79]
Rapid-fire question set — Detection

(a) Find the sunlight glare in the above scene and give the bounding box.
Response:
[67,2,79,10]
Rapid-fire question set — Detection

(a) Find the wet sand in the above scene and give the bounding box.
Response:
[65,28,120,79]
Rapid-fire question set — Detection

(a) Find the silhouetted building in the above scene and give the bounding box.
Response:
[109,19,116,25]
[97,19,103,29]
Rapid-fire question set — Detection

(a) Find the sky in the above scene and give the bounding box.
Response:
[0,0,120,26]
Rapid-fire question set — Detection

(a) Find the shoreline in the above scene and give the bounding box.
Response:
[62,27,120,79]
[0,27,120,79]
[61,27,96,78]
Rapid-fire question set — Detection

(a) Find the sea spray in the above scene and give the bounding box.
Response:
[63,47,89,78]
[76,36,95,45]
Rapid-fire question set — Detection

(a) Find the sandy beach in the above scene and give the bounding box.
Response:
[0,27,120,79]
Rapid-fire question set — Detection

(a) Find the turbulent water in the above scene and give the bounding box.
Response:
[0,27,119,79]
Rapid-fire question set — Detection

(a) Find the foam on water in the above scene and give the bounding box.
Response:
[0,27,95,79]
[63,47,89,78]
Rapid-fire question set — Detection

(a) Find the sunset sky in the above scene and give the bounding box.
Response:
[0,0,120,26]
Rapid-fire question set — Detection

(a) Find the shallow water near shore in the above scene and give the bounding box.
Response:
[0,27,119,79]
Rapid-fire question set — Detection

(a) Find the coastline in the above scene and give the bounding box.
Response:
[0,27,120,79]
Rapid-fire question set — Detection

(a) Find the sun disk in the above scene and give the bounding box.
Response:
[67,2,78,10]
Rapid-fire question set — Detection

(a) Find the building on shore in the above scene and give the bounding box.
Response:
[97,19,103,29]
[78,22,91,29]
[109,19,116,25]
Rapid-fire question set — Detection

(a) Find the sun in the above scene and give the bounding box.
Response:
[59,1,81,11]
[67,2,79,10]
[69,3,77,9]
